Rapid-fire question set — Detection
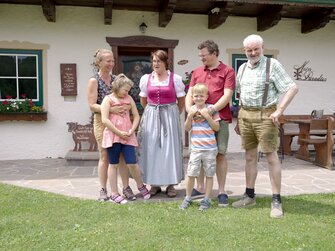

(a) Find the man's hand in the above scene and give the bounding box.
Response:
[270,111,281,127]
[234,123,240,135]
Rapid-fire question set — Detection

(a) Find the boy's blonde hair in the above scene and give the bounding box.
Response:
[112,74,133,94]
[192,83,208,95]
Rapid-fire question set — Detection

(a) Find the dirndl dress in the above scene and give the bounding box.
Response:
[137,72,183,185]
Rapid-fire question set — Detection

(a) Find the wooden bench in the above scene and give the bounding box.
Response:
[279,115,311,155]
[279,115,335,156]
[298,117,334,170]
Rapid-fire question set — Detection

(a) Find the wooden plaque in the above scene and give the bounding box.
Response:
[60,64,77,96]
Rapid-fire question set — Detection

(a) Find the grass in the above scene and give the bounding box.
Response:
[1,183,334,251]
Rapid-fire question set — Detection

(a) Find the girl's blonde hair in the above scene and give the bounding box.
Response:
[112,74,133,94]
[192,83,208,95]
[92,49,113,72]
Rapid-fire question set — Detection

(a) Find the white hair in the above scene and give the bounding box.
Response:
[243,34,264,47]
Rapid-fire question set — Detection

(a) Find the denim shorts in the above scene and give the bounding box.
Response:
[238,107,278,153]
[106,143,136,165]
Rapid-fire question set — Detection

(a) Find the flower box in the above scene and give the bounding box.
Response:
[0,112,47,122]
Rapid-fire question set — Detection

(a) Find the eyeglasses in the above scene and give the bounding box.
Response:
[198,53,211,58]
[152,60,161,64]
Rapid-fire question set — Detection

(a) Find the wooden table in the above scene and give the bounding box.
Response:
[286,118,312,161]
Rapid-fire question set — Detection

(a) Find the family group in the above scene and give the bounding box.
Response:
[87,34,299,219]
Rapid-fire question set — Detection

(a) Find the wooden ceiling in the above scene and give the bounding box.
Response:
[2,0,335,33]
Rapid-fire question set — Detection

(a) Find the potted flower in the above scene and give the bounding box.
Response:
[0,94,47,121]
[183,71,192,93]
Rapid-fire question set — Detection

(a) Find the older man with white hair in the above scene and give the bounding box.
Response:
[233,34,299,218]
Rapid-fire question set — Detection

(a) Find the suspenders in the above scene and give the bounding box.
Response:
[239,57,271,108]
[262,57,271,107]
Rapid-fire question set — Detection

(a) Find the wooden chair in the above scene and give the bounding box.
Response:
[299,117,334,170]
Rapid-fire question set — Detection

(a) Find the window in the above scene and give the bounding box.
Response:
[0,49,43,106]
[232,54,248,107]
[231,53,273,107]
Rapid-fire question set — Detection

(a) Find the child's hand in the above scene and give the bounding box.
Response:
[118,131,130,140]
[199,108,210,119]
[188,106,198,117]
[128,129,134,136]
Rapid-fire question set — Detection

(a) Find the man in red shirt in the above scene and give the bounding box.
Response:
[185,40,236,207]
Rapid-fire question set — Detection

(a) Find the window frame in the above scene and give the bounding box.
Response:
[0,49,43,106]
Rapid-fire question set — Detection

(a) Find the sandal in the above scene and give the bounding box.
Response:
[150,186,162,196]
[110,194,128,204]
[138,185,151,200]
[123,186,136,201]
[166,185,177,198]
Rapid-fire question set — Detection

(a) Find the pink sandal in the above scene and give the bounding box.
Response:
[138,185,151,200]
[110,194,128,204]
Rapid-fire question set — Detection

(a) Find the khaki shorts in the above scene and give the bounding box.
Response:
[238,107,278,153]
[93,113,105,152]
[216,120,229,155]
[187,149,218,177]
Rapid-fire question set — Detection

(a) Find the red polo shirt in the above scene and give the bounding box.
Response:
[190,62,236,123]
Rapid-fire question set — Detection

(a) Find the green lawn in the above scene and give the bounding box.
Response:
[1,183,334,251]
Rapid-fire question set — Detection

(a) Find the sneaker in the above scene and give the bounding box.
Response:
[179,198,192,210]
[271,201,284,218]
[123,186,136,201]
[199,198,211,211]
[110,194,128,204]
[217,193,229,207]
[98,188,109,201]
[232,194,256,208]
[191,188,205,199]
[138,185,151,200]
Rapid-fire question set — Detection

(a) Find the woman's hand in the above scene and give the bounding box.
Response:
[110,104,131,115]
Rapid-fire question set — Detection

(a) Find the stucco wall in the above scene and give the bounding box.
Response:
[0,4,334,160]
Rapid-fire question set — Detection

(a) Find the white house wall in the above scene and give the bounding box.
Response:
[0,4,334,160]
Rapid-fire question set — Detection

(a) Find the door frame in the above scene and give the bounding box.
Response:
[106,35,179,74]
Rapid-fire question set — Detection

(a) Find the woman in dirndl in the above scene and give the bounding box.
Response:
[137,50,185,197]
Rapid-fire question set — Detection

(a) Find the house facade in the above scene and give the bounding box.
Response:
[1,2,334,160]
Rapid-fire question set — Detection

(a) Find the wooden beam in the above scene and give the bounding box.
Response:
[257,5,283,32]
[104,0,113,25]
[208,2,233,29]
[41,0,55,22]
[301,8,333,34]
[159,0,177,27]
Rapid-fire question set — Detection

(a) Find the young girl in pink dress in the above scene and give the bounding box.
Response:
[101,74,150,204]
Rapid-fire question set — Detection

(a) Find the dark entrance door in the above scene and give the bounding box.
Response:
[106,35,179,113]
[119,54,151,114]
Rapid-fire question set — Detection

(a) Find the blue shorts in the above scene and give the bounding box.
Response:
[106,143,136,164]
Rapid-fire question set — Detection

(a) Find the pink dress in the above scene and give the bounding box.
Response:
[102,94,138,148]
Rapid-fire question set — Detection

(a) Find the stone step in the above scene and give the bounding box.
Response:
[65,150,99,166]
[65,148,191,166]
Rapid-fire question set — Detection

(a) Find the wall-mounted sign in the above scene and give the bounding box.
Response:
[67,122,97,152]
[293,61,327,82]
[60,64,77,96]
